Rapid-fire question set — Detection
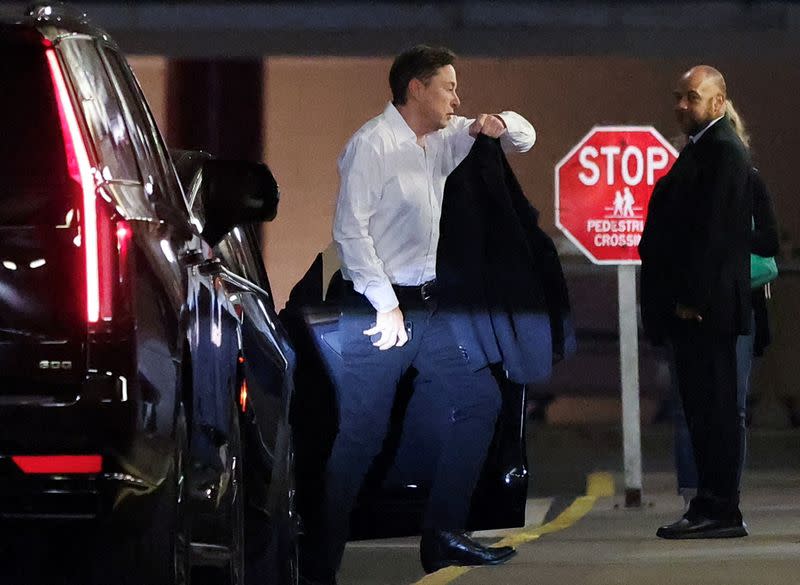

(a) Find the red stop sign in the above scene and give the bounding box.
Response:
[555,126,678,264]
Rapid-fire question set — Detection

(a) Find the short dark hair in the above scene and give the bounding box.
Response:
[389,45,457,106]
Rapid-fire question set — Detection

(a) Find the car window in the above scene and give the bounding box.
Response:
[58,38,140,184]
[80,47,160,220]
[100,46,191,221]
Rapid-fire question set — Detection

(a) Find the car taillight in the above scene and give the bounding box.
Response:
[12,455,103,475]
[45,48,102,323]
[96,203,131,322]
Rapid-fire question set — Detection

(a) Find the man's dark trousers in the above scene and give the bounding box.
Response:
[312,284,502,578]
[670,317,742,519]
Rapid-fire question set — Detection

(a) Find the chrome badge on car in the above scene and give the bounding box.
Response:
[38,360,73,370]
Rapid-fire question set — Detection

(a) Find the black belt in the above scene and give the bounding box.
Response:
[393,279,438,302]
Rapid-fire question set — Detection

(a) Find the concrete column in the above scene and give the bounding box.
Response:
[166,58,264,162]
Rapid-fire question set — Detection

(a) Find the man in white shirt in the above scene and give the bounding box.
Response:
[302,45,536,585]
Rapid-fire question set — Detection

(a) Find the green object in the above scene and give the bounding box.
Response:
[751,253,778,288]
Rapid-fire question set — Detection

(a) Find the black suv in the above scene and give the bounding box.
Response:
[0,5,297,584]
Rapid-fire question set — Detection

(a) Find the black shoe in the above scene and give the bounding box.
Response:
[656,515,748,539]
[420,530,516,573]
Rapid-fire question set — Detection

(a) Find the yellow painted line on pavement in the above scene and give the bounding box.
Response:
[586,471,615,498]
[410,472,613,585]
[491,495,597,550]
[414,566,472,585]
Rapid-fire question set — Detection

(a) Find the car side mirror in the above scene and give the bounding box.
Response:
[200,158,280,247]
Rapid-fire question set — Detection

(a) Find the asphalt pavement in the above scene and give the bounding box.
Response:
[338,425,800,585]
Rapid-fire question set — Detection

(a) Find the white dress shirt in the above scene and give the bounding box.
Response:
[333,102,536,312]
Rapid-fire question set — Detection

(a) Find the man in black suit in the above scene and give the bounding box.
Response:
[640,65,751,539]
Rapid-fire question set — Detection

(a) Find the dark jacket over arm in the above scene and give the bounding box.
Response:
[436,134,576,384]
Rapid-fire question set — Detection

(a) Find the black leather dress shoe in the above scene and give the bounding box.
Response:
[420,530,516,573]
[656,515,748,539]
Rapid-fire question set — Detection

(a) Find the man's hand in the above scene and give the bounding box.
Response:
[675,304,703,322]
[363,307,408,350]
[468,114,507,139]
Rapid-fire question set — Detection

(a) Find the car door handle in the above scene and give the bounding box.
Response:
[200,259,252,294]
[198,257,223,276]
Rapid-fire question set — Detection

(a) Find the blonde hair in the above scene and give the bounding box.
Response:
[725,99,751,150]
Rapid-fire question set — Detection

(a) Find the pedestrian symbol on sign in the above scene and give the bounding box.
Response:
[613,191,624,216]
[622,187,634,217]
[610,187,639,218]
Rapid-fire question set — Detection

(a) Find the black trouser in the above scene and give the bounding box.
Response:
[307,284,502,579]
[669,318,742,520]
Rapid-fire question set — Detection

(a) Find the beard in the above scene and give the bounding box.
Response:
[679,106,716,136]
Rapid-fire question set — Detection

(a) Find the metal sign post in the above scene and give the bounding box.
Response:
[618,264,642,507]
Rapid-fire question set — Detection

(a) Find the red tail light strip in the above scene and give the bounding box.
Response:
[12,455,103,474]
[45,48,101,323]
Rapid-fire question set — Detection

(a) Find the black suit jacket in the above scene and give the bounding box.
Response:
[436,134,576,383]
[639,116,752,344]
[284,136,575,385]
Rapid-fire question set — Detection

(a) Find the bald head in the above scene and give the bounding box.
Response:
[683,65,727,98]
[673,65,728,136]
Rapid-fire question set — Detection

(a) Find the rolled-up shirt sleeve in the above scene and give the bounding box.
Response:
[446,111,537,167]
[332,137,399,312]
[495,111,537,153]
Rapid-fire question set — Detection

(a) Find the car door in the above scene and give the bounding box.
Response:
[214,226,294,513]
[175,154,294,517]
[282,255,529,540]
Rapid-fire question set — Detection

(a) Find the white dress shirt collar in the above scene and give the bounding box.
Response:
[384,102,418,145]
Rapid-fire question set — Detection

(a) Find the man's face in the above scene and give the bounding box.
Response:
[673,70,724,136]
[416,65,461,132]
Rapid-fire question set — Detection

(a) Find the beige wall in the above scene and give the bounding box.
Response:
[262,56,800,308]
[128,55,800,309]
[128,56,168,136]
[262,57,390,308]
[261,56,675,308]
